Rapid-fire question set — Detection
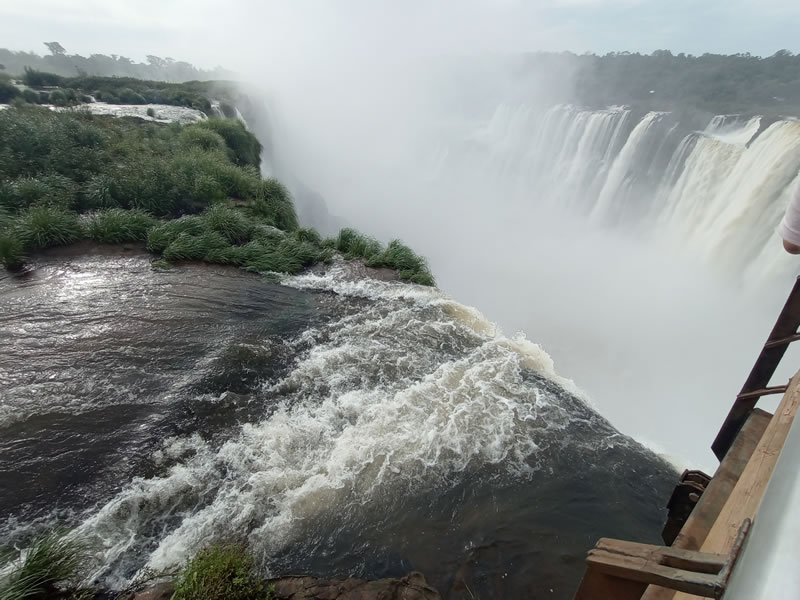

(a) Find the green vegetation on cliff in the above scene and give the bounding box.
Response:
[172,543,274,600]
[13,69,227,112]
[0,105,434,285]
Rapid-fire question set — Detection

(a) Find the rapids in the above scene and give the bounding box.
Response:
[0,251,675,599]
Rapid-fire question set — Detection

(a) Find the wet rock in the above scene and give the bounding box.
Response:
[309,258,401,283]
[219,390,251,407]
[268,572,441,600]
[132,582,174,600]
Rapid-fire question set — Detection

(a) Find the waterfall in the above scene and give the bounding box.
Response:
[436,104,800,282]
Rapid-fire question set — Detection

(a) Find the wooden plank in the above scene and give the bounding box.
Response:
[672,369,800,600]
[713,277,800,459]
[640,409,771,600]
[585,546,721,597]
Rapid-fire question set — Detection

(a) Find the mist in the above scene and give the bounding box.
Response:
[192,2,800,472]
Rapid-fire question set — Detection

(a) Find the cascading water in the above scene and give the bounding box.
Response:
[432,103,800,283]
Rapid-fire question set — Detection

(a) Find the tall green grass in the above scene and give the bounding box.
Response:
[86,208,156,244]
[0,232,25,271]
[171,543,273,600]
[14,205,83,249]
[366,239,436,286]
[335,228,382,260]
[0,106,436,285]
[145,207,323,275]
[251,179,298,232]
[0,532,90,600]
[196,119,262,169]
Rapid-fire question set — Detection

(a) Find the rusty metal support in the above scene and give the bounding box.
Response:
[712,276,800,460]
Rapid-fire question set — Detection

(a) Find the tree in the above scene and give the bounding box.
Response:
[44,42,66,56]
[146,55,166,69]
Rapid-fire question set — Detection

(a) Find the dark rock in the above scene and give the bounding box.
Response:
[133,582,174,600]
[268,572,441,600]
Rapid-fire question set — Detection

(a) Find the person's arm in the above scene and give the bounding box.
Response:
[779,181,800,254]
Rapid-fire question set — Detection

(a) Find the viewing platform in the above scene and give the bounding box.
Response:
[573,277,800,600]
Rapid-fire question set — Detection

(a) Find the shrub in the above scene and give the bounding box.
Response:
[162,231,228,262]
[146,216,206,253]
[86,208,157,244]
[203,204,253,244]
[14,205,83,249]
[49,89,68,107]
[252,179,298,231]
[0,230,25,270]
[171,543,273,600]
[197,119,262,168]
[119,88,146,104]
[179,126,227,153]
[0,80,20,103]
[2,178,50,210]
[190,174,228,206]
[169,149,257,203]
[335,228,382,260]
[294,227,321,245]
[9,175,79,209]
[22,68,65,88]
[0,531,89,600]
[366,239,436,286]
[22,88,40,104]
[81,174,118,210]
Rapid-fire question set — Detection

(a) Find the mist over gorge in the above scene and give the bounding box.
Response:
[253,49,800,469]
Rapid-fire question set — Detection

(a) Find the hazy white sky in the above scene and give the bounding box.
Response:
[1,0,799,68]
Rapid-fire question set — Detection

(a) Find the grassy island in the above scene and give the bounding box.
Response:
[0,104,434,286]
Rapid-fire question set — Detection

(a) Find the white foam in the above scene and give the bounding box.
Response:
[71,265,603,586]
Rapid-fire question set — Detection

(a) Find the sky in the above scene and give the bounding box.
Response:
[1,0,799,69]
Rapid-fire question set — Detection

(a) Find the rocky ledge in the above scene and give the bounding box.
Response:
[126,572,441,600]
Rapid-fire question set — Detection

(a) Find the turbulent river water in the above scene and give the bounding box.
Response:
[0,249,675,599]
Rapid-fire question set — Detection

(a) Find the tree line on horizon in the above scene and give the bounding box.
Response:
[516,49,800,115]
[0,42,231,83]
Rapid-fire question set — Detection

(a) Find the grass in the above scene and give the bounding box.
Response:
[335,228,382,260]
[203,204,253,245]
[145,207,323,275]
[86,208,157,244]
[14,205,83,250]
[171,543,273,600]
[366,239,436,286]
[0,105,435,285]
[0,230,25,271]
[0,531,90,600]
[250,179,298,232]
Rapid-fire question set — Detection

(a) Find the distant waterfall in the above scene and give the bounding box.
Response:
[437,104,800,281]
